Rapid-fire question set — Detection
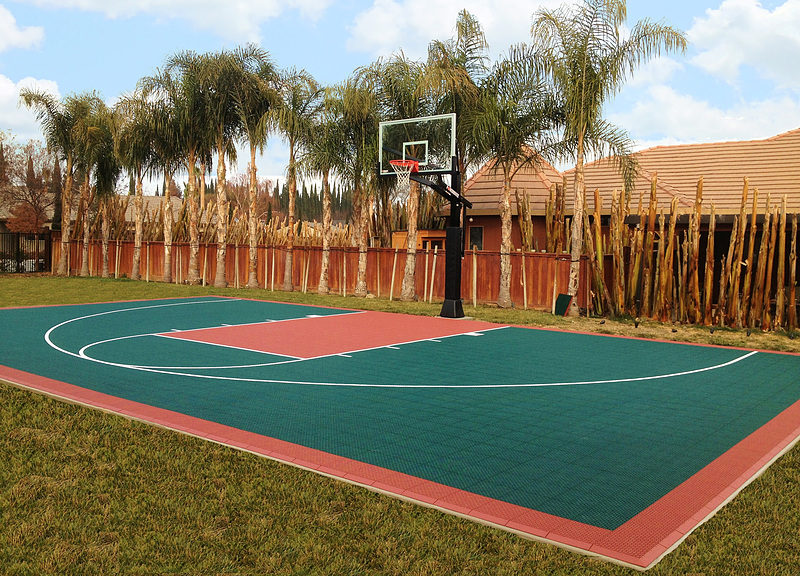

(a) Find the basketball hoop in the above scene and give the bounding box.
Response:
[389,159,419,191]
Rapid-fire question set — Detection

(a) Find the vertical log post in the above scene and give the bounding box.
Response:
[762,206,779,329]
[702,204,716,325]
[788,215,797,334]
[741,188,759,326]
[774,198,787,328]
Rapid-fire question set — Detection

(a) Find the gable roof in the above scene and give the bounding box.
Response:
[564,127,800,215]
[462,155,563,216]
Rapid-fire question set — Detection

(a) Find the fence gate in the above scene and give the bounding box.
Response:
[0,232,52,273]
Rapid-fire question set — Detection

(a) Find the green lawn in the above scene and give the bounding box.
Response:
[1,275,798,575]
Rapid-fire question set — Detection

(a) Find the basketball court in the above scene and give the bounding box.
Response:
[2,296,799,569]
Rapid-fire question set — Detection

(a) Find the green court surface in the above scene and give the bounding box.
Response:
[2,296,799,569]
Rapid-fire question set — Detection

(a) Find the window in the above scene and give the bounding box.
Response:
[469,226,483,251]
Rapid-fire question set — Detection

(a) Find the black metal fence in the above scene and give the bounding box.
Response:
[0,232,52,273]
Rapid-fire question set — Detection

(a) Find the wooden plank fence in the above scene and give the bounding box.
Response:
[53,237,588,312]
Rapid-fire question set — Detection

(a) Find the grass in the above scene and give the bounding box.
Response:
[1,274,799,574]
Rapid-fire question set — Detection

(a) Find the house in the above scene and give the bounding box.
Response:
[0,204,10,234]
[460,128,800,251]
[461,156,563,252]
[391,229,447,251]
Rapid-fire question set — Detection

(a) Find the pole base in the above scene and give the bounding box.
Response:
[440,298,465,319]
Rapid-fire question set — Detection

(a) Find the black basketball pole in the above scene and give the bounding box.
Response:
[440,157,467,319]
[384,156,471,318]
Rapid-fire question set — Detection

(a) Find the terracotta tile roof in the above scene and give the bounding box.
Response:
[462,128,800,217]
[462,155,562,216]
[565,127,800,215]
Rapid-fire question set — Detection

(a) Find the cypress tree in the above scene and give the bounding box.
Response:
[26,154,36,191]
[0,143,8,188]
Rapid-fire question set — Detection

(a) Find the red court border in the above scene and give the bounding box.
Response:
[2,298,800,569]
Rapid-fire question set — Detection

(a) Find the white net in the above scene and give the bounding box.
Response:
[390,160,417,191]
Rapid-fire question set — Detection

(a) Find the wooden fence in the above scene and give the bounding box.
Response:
[52,236,588,312]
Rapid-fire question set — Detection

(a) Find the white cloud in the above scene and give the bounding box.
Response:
[625,57,684,89]
[609,83,800,147]
[19,0,332,41]
[0,75,61,141]
[689,0,800,90]
[346,0,563,60]
[0,5,44,52]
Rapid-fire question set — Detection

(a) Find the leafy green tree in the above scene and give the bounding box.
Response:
[467,44,563,307]
[532,0,687,312]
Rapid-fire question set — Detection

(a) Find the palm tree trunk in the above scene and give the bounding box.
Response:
[567,146,586,316]
[162,195,173,284]
[57,166,73,276]
[318,169,332,295]
[80,176,92,277]
[247,144,259,289]
[283,148,296,292]
[400,180,421,301]
[355,183,371,297]
[187,195,200,284]
[497,172,513,308]
[131,175,143,281]
[187,151,201,285]
[101,199,110,278]
[200,159,207,209]
[214,147,228,288]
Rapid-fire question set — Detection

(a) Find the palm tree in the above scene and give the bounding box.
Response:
[98,142,122,279]
[302,96,345,294]
[70,94,116,277]
[532,0,687,313]
[146,89,183,284]
[272,68,324,292]
[161,51,215,286]
[18,90,95,275]
[114,90,157,281]
[467,44,563,308]
[423,9,489,177]
[370,53,430,301]
[328,73,379,297]
[230,44,280,289]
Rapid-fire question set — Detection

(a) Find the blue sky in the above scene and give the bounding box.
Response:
[2,0,799,191]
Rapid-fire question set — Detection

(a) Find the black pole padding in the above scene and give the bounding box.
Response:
[440,225,465,318]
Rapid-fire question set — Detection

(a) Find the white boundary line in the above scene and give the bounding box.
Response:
[43,299,761,389]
